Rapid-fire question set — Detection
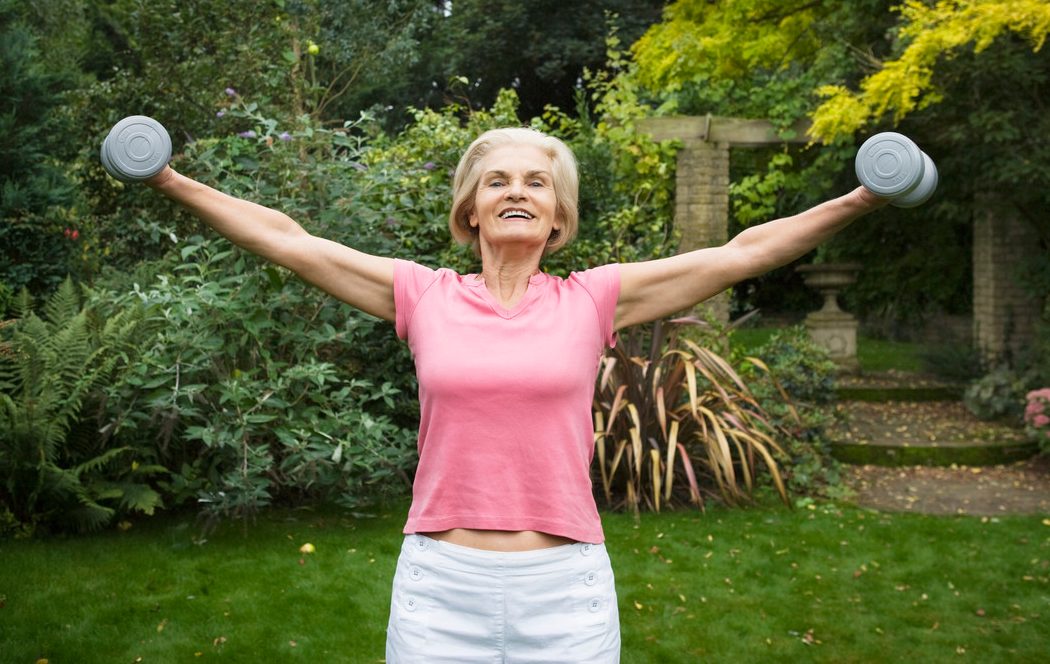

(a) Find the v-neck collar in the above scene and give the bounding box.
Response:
[464,272,548,319]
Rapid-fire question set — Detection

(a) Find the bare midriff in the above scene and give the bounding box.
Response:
[422,528,576,552]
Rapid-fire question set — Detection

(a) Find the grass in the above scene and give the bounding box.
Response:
[731,326,926,373]
[2,502,1048,663]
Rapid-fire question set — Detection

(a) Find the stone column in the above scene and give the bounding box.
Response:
[973,195,1042,366]
[675,139,731,322]
[636,116,815,326]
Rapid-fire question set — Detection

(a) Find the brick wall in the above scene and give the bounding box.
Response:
[675,139,731,322]
[973,195,1041,365]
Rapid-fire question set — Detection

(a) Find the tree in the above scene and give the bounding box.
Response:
[0,1,82,296]
[406,0,667,121]
[811,0,1050,140]
[627,0,1050,328]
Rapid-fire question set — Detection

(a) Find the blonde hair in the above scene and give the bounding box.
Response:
[449,127,579,255]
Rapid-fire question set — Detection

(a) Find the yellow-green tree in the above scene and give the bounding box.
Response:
[627,0,1050,329]
[811,0,1050,140]
[633,0,1050,138]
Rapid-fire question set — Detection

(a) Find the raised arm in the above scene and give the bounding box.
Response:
[614,186,887,330]
[147,166,395,322]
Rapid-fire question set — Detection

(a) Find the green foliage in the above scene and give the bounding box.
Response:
[1023,388,1050,453]
[963,368,1033,422]
[811,0,1050,140]
[0,281,11,319]
[626,0,1050,331]
[0,278,157,535]
[100,235,416,520]
[289,0,440,122]
[632,0,895,124]
[739,326,845,498]
[397,0,665,121]
[0,1,82,294]
[593,318,792,514]
[920,342,983,382]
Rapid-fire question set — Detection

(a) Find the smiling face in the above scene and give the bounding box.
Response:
[468,143,561,256]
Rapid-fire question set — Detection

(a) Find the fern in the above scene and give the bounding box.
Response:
[0,277,155,534]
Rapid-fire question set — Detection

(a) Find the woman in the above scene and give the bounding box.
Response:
[146,127,887,661]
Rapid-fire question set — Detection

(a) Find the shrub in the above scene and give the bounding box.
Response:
[1024,388,1050,453]
[920,341,983,382]
[0,278,158,535]
[593,318,792,514]
[99,237,417,520]
[739,326,843,499]
[963,368,1030,422]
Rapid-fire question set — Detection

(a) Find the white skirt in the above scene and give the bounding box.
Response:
[386,534,621,663]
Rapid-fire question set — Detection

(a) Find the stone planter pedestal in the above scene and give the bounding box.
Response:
[796,263,862,372]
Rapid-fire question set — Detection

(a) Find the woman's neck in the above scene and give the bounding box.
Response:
[478,258,541,309]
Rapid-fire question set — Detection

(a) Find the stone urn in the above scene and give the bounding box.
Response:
[796,262,862,371]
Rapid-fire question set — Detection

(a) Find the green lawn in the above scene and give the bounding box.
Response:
[2,503,1048,663]
[731,326,926,373]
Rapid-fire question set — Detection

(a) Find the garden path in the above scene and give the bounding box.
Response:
[829,371,1050,516]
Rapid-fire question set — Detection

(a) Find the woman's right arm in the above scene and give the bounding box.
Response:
[147,166,396,322]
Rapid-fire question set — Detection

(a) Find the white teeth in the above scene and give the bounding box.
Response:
[499,209,534,219]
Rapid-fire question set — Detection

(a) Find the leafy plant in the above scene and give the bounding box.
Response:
[963,368,1032,422]
[593,318,793,514]
[101,236,417,521]
[0,278,159,534]
[1023,388,1050,453]
[740,325,844,499]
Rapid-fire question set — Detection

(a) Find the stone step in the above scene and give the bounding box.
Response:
[828,400,1036,467]
[832,439,1039,467]
[836,385,964,402]
[835,371,964,403]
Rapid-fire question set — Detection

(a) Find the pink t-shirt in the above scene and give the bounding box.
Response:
[394,259,620,544]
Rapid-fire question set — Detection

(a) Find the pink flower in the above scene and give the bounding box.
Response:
[1035,414,1050,428]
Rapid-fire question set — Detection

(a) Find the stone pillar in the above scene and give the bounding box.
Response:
[973,195,1042,366]
[635,116,815,326]
[675,139,731,322]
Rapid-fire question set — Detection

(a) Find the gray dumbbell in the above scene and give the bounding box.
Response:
[855,132,938,208]
[100,115,172,183]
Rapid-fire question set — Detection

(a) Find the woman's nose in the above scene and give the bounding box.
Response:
[505,179,526,199]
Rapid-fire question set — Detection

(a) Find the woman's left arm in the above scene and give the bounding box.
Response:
[614,186,888,330]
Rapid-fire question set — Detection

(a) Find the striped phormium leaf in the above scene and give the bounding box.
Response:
[593,317,798,514]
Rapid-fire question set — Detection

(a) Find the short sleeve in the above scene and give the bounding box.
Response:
[570,263,621,348]
[393,259,440,341]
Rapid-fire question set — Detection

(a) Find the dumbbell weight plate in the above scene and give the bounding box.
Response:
[101,115,171,182]
[892,151,938,208]
[855,131,925,198]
